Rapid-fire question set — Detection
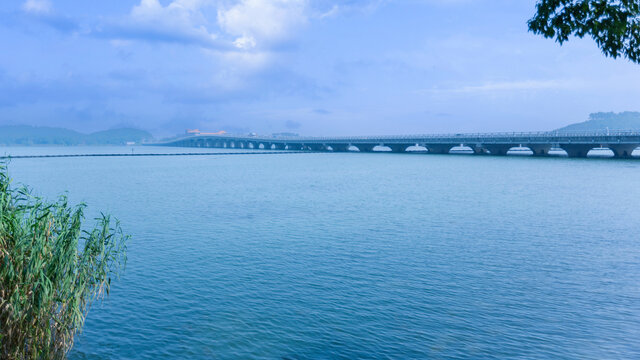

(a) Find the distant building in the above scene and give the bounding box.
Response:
[185,129,226,136]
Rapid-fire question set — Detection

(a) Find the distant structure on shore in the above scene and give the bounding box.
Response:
[185,129,227,136]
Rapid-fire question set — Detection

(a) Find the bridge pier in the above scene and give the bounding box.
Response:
[388,144,409,153]
[331,144,351,152]
[484,145,515,156]
[308,144,327,151]
[608,144,638,158]
[528,144,552,156]
[467,144,486,154]
[356,144,376,152]
[426,144,454,154]
[561,144,594,158]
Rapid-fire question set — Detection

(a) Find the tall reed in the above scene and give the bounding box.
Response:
[0,164,127,359]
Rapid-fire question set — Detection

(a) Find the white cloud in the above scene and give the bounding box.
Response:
[217,0,307,48]
[22,0,52,14]
[101,0,380,77]
[233,35,257,49]
[123,0,221,48]
[115,0,310,52]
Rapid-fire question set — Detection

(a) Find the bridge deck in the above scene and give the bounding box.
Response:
[152,130,640,158]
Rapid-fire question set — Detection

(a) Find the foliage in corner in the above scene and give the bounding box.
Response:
[529,0,640,63]
[0,164,127,359]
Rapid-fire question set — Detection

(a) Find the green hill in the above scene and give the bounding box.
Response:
[556,112,640,132]
[0,126,153,145]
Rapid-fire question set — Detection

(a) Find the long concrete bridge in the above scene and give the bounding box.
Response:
[154,130,640,158]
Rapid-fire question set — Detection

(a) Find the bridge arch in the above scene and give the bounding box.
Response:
[560,144,595,158]
[353,144,376,152]
[407,144,428,152]
[483,144,518,156]
[425,144,456,154]
[608,144,639,158]
[329,144,351,152]
[387,144,411,153]
[449,145,475,154]
[308,144,328,151]
[528,145,552,156]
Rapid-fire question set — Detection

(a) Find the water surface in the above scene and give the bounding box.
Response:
[4,146,640,359]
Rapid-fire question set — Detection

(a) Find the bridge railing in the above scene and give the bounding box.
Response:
[155,129,640,144]
[252,130,640,142]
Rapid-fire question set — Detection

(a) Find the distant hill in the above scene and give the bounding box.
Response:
[556,112,640,132]
[85,128,154,145]
[0,126,153,145]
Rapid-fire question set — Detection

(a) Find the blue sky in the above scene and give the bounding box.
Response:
[1,0,639,136]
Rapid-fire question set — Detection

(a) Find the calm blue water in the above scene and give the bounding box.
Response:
[4,146,640,359]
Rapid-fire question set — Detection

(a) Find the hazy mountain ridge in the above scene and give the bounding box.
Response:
[0,125,154,145]
[556,112,640,132]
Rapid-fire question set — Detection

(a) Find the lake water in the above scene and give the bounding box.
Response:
[3,146,640,359]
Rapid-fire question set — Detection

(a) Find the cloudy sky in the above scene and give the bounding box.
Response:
[1,0,639,136]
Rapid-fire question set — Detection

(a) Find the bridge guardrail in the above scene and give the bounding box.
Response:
[154,129,640,144]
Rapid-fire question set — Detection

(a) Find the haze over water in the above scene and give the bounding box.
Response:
[4,147,640,359]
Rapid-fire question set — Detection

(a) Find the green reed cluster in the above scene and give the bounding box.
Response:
[0,164,127,359]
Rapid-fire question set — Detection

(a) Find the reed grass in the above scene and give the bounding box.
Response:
[0,164,127,359]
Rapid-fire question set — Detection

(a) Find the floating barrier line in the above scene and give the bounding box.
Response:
[0,151,311,159]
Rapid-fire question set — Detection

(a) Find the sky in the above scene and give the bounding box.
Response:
[1,0,640,136]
